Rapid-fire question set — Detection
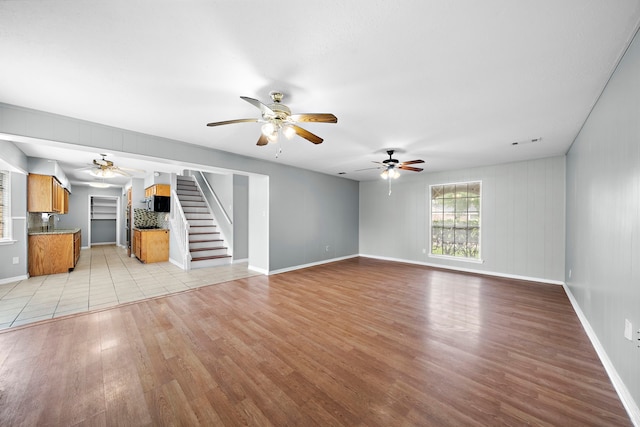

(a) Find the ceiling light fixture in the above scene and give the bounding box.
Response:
[89,182,110,188]
[89,168,115,178]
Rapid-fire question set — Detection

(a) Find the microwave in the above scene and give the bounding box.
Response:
[147,195,170,212]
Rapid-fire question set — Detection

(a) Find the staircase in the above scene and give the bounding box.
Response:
[176,175,232,269]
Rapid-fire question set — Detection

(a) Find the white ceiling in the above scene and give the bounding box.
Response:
[1,1,640,184]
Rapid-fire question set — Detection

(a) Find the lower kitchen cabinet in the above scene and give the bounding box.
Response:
[133,229,169,263]
[28,230,81,276]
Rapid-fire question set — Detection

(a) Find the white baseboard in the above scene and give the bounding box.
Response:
[89,242,117,246]
[563,284,640,426]
[359,253,564,285]
[233,258,249,264]
[248,265,269,275]
[0,274,28,285]
[268,254,359,276]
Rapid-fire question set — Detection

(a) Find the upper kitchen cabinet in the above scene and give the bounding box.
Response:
[28,173,69,213]
[144,184,170,198]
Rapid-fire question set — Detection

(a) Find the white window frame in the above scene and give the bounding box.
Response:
[428,180,483,263]
[0,170,13,244]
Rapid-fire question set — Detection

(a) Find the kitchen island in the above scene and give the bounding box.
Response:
[28,228,81,276]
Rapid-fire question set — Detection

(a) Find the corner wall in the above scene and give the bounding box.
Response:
[359,155,565,283]
[565,27,640,419]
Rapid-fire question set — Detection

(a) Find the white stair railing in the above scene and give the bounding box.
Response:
[170,189,191,270]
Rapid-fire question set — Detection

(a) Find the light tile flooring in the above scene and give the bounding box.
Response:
[0,245,261,330]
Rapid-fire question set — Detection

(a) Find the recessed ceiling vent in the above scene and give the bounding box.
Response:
[512,137,542,146]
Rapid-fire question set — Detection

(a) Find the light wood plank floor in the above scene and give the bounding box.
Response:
[0,257,631,426]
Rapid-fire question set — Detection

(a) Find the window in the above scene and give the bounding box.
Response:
[430,181,481,260]
[0,170,10,241]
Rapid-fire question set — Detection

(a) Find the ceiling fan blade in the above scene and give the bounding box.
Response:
[355,167,383,172]
[240,96,275,116]
[290,113,338,123]
[111,169,131,176]
[256,134,269,146]
[401,159,425,165]
[117,167,145,173]
[398,165,423,172]
[206,118,258,127]
[292,125,323,144]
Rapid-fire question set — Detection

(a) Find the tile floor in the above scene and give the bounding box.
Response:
[0,245,261,330]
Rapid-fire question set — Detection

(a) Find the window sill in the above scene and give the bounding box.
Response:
[428,254,484,264]
[0,239,17,246]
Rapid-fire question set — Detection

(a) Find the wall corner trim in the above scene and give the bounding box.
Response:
[563,284,640,425]
[267,254,359,276]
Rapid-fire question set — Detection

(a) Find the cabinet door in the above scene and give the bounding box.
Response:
[155,184,171,196]
[27,174,54,212]
[134,231,142,260]
[73,231,81,265]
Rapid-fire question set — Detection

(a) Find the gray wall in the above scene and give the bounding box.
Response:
[566,26,640,414]
[57,185,122,247]
[91,219,116,244]
[0,103,360,271]
[360,155,566,283]
[233,174,249,260]
[0,142,28,282]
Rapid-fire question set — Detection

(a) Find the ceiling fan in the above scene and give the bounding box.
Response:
[82,154,144,178]
[359,150,424,195]
[206,91,337,146]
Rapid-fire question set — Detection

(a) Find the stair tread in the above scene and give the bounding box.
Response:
[190,239,224,243]
[191,246,227,250]
[192,255,232,261]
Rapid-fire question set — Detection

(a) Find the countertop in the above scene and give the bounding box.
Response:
[133,227,169,232]
[28,228,81,236]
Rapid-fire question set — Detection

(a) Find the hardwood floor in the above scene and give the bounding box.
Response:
[0,257,631,426]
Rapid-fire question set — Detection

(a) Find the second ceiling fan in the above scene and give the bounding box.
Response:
[206,91,337,146]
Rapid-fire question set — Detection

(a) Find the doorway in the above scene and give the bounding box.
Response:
[87,195,120,247]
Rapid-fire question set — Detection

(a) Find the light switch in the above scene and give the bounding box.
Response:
[624,319,633,341]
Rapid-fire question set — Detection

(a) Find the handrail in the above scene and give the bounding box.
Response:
[171,189,191,270]
[197,171,232,225]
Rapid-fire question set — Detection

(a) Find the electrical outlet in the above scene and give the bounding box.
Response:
[568,269,572,279]
[325,245,330,252]
[12,257,19,265]
[624,319,633,341]
[422,248,426,254]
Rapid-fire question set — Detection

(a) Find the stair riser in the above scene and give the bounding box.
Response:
[191,248,228,257]
[182,207,210,214]
[178,195,203,202]
[189,227,220,236]
[177,190,201,197]
[188,219,216,227]
[185,213,214,221]
[190,257,232,269]
[189,240,223,250]
[180,202,207,208]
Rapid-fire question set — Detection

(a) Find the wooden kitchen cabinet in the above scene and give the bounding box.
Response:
[28,230,81,276]
[133,229,169,263]
[144,184,170,198]
[28,173,68,213]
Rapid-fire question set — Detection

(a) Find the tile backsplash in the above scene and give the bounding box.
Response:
[134,208,169,228]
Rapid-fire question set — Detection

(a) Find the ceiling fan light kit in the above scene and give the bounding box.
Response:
[207,91,337,148]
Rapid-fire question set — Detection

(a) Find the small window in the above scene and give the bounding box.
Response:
[430,181,481,260]
[0,170,10,240]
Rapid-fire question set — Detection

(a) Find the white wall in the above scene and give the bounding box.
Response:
[360,155,565,283]
[566,25,640,420]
